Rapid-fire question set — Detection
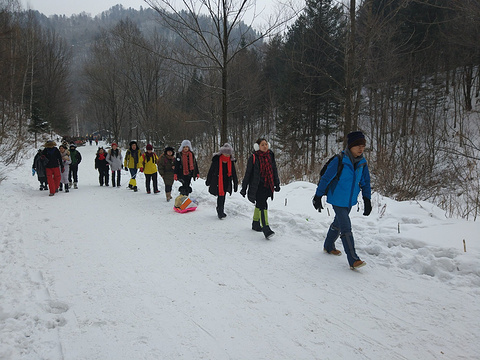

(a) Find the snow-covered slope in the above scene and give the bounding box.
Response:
[1,142,479,359]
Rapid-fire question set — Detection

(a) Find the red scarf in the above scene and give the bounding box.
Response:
[256,150,274,193]
[182,151,194,176]
[218,155,232,196]
[98,153,105,161]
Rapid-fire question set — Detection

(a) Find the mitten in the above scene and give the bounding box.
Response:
[312,195,323,212]
[32,168,35,176]
[140,167,144,172]
[174,174,178,181]
[363,197,372,216]
[274,185,280,192]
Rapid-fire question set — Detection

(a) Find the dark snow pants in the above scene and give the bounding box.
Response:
[98,168,109,186]
[69,164,79,183]
[145,173,158,192]
[324,206,360,266]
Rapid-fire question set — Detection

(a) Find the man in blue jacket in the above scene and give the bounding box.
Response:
[313,131,372,269]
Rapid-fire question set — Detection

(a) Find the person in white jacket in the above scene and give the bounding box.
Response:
[59,144,72,193]
[106,143,123,187]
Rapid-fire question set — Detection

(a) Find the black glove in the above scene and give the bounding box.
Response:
[240,189,246,197]
[274,185,280,192]
[124,166,128,171]
[312,195,323,212]
[234,184,238,192]
[363,197,372,216]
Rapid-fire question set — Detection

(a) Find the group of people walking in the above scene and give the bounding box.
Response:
[32,141,82,195]
[32,131,371,270]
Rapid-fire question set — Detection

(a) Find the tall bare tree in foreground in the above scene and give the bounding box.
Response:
[144,0,299,144]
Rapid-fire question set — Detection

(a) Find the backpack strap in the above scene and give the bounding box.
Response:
[334,153,343,180]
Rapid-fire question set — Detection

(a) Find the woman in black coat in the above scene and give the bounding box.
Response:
[206,143,238,219]
[174,140,199,195]
[240,138,280,239]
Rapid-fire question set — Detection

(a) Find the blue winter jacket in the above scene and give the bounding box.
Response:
[315,151,371,207]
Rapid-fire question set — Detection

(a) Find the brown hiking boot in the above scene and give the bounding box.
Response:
[324,248,342,256]
[350,260,366,270]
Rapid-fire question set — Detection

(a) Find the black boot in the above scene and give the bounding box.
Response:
[262,226,275,239]
[260,210,275,239]
[217,207,226,219]
[65,184,69,193]
[216,196,226,219]
[252,221,262,231]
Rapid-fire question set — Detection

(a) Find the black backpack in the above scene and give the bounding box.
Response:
[318,153,344,189]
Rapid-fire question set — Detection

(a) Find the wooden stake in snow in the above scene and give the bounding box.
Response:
[285,198,287,206]
[463,239,466,252]
[398,223,400,234]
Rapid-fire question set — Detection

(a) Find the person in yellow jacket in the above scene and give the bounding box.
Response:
[124,140,142,192]
[140,144,160,194]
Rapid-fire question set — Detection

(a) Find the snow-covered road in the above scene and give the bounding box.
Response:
[1,141,479,359]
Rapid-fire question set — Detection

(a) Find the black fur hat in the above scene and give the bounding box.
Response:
[164,146,175,155]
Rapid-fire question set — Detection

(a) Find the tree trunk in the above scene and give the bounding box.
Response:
[344,0,356,146]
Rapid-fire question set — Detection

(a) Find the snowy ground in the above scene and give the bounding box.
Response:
[1,141,479,360]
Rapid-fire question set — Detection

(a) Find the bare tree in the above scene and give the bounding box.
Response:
[82,29,132,143]
[143,0,298,144]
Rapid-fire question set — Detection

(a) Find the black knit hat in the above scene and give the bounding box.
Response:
[347,131,366,149]
[164,146,175,155]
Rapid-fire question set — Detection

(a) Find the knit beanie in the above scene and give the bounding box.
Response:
[146,144,153,151]
[347,131,366,149]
